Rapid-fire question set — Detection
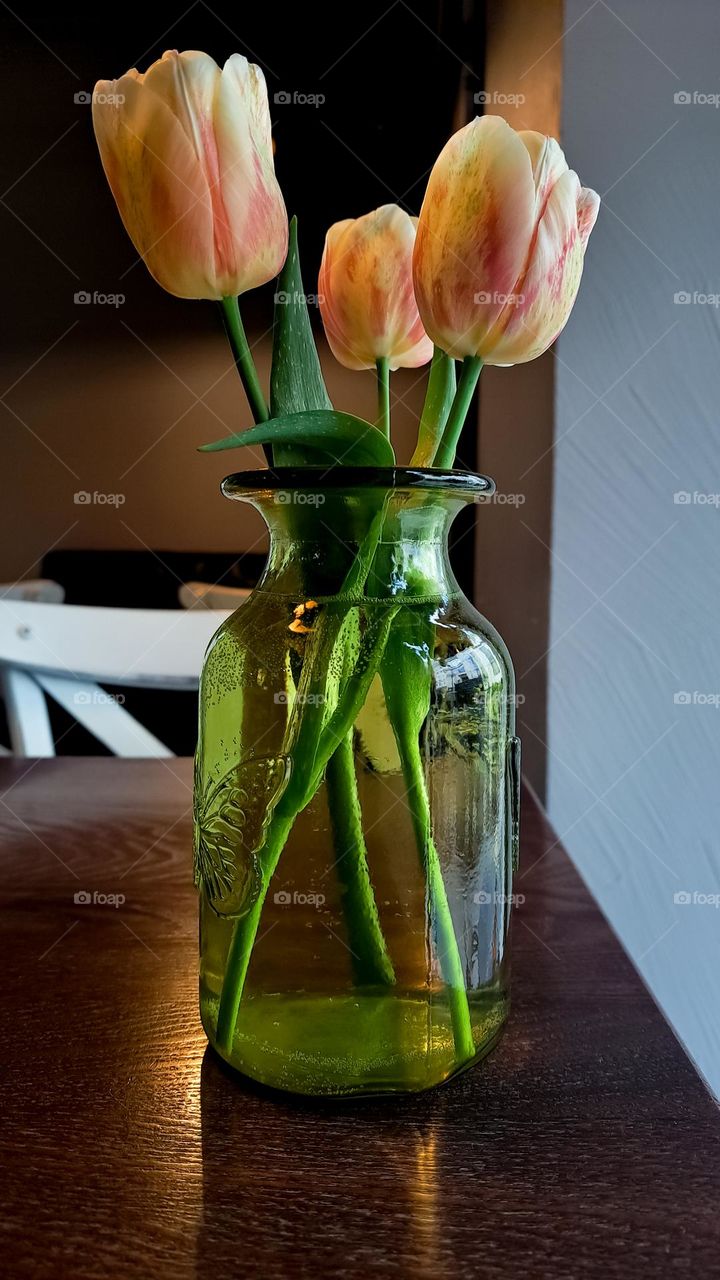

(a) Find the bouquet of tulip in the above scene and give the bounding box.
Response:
[93,50,598,1086]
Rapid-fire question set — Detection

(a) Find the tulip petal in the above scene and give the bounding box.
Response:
[141,50,219,136]
[93,50,287,300]
[482,169,586,366]
[319,205,432,370]
[93,74,218,297]
[213,55,288,295]
[577,185,601,251]
[519,131,569,216]
[413,116,536,358]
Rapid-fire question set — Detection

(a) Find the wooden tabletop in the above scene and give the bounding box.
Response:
[2,758,719,1279]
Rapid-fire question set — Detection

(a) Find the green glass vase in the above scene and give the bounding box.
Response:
[194,467,520,1096]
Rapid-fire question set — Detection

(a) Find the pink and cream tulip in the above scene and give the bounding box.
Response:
[319,205,433,370]
[92,50,288,300]
[413,116,600,365]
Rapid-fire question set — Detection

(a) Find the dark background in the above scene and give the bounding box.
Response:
[1,2,484,343]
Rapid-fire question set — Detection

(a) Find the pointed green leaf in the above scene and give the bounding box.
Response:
[199,409,396,467]
[271,216,332,465]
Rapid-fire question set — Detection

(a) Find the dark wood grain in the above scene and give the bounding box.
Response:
[1,759,718,1279]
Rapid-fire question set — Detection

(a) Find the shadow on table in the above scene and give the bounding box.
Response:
[196,1044,450,1274]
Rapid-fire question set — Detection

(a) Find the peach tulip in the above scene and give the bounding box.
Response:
[413,116,600,365]
[319,205,433,370]
[92,50,288,300]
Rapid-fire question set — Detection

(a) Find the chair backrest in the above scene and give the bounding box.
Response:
[178,581,252,611]
[0,579,65,603]
[0,600,231,758]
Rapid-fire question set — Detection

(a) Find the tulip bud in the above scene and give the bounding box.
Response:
[413,116,599,365]
[319,205,433,371]
[92,50,288,300]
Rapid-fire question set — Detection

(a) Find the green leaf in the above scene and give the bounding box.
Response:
[199,409,396,467]
[271,216,332,466]
[411,347,456,467]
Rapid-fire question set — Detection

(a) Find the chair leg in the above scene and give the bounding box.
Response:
[1,668,55,757]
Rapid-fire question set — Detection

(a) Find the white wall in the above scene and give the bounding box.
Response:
[548,0,720,1093]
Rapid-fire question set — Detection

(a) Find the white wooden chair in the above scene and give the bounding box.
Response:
[0,600,230,758]
[178,581,251,611]
[0,579,65,603]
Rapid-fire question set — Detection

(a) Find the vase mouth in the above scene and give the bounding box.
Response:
[221,466,495,501]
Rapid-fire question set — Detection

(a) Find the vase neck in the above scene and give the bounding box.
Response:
[249,489,464,601]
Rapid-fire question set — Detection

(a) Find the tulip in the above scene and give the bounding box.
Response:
[413,116,600,366]
[92,50,288,301]
[319,205,433,372]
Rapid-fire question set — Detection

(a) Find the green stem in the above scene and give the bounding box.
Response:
[376,357,390,440]
[220,296,272,464]
[397,730,475,1062]
[325,730,395,986]
[216,805,296,1053]
[411,347,456,467]
[433,355,483,469]
[215,603,399,1053]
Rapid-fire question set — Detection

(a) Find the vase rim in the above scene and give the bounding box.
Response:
[221,466,495,500]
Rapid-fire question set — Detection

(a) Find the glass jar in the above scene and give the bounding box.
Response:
[194,467,520,1096]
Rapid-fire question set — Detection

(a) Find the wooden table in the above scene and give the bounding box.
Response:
[2,758,719,1279]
